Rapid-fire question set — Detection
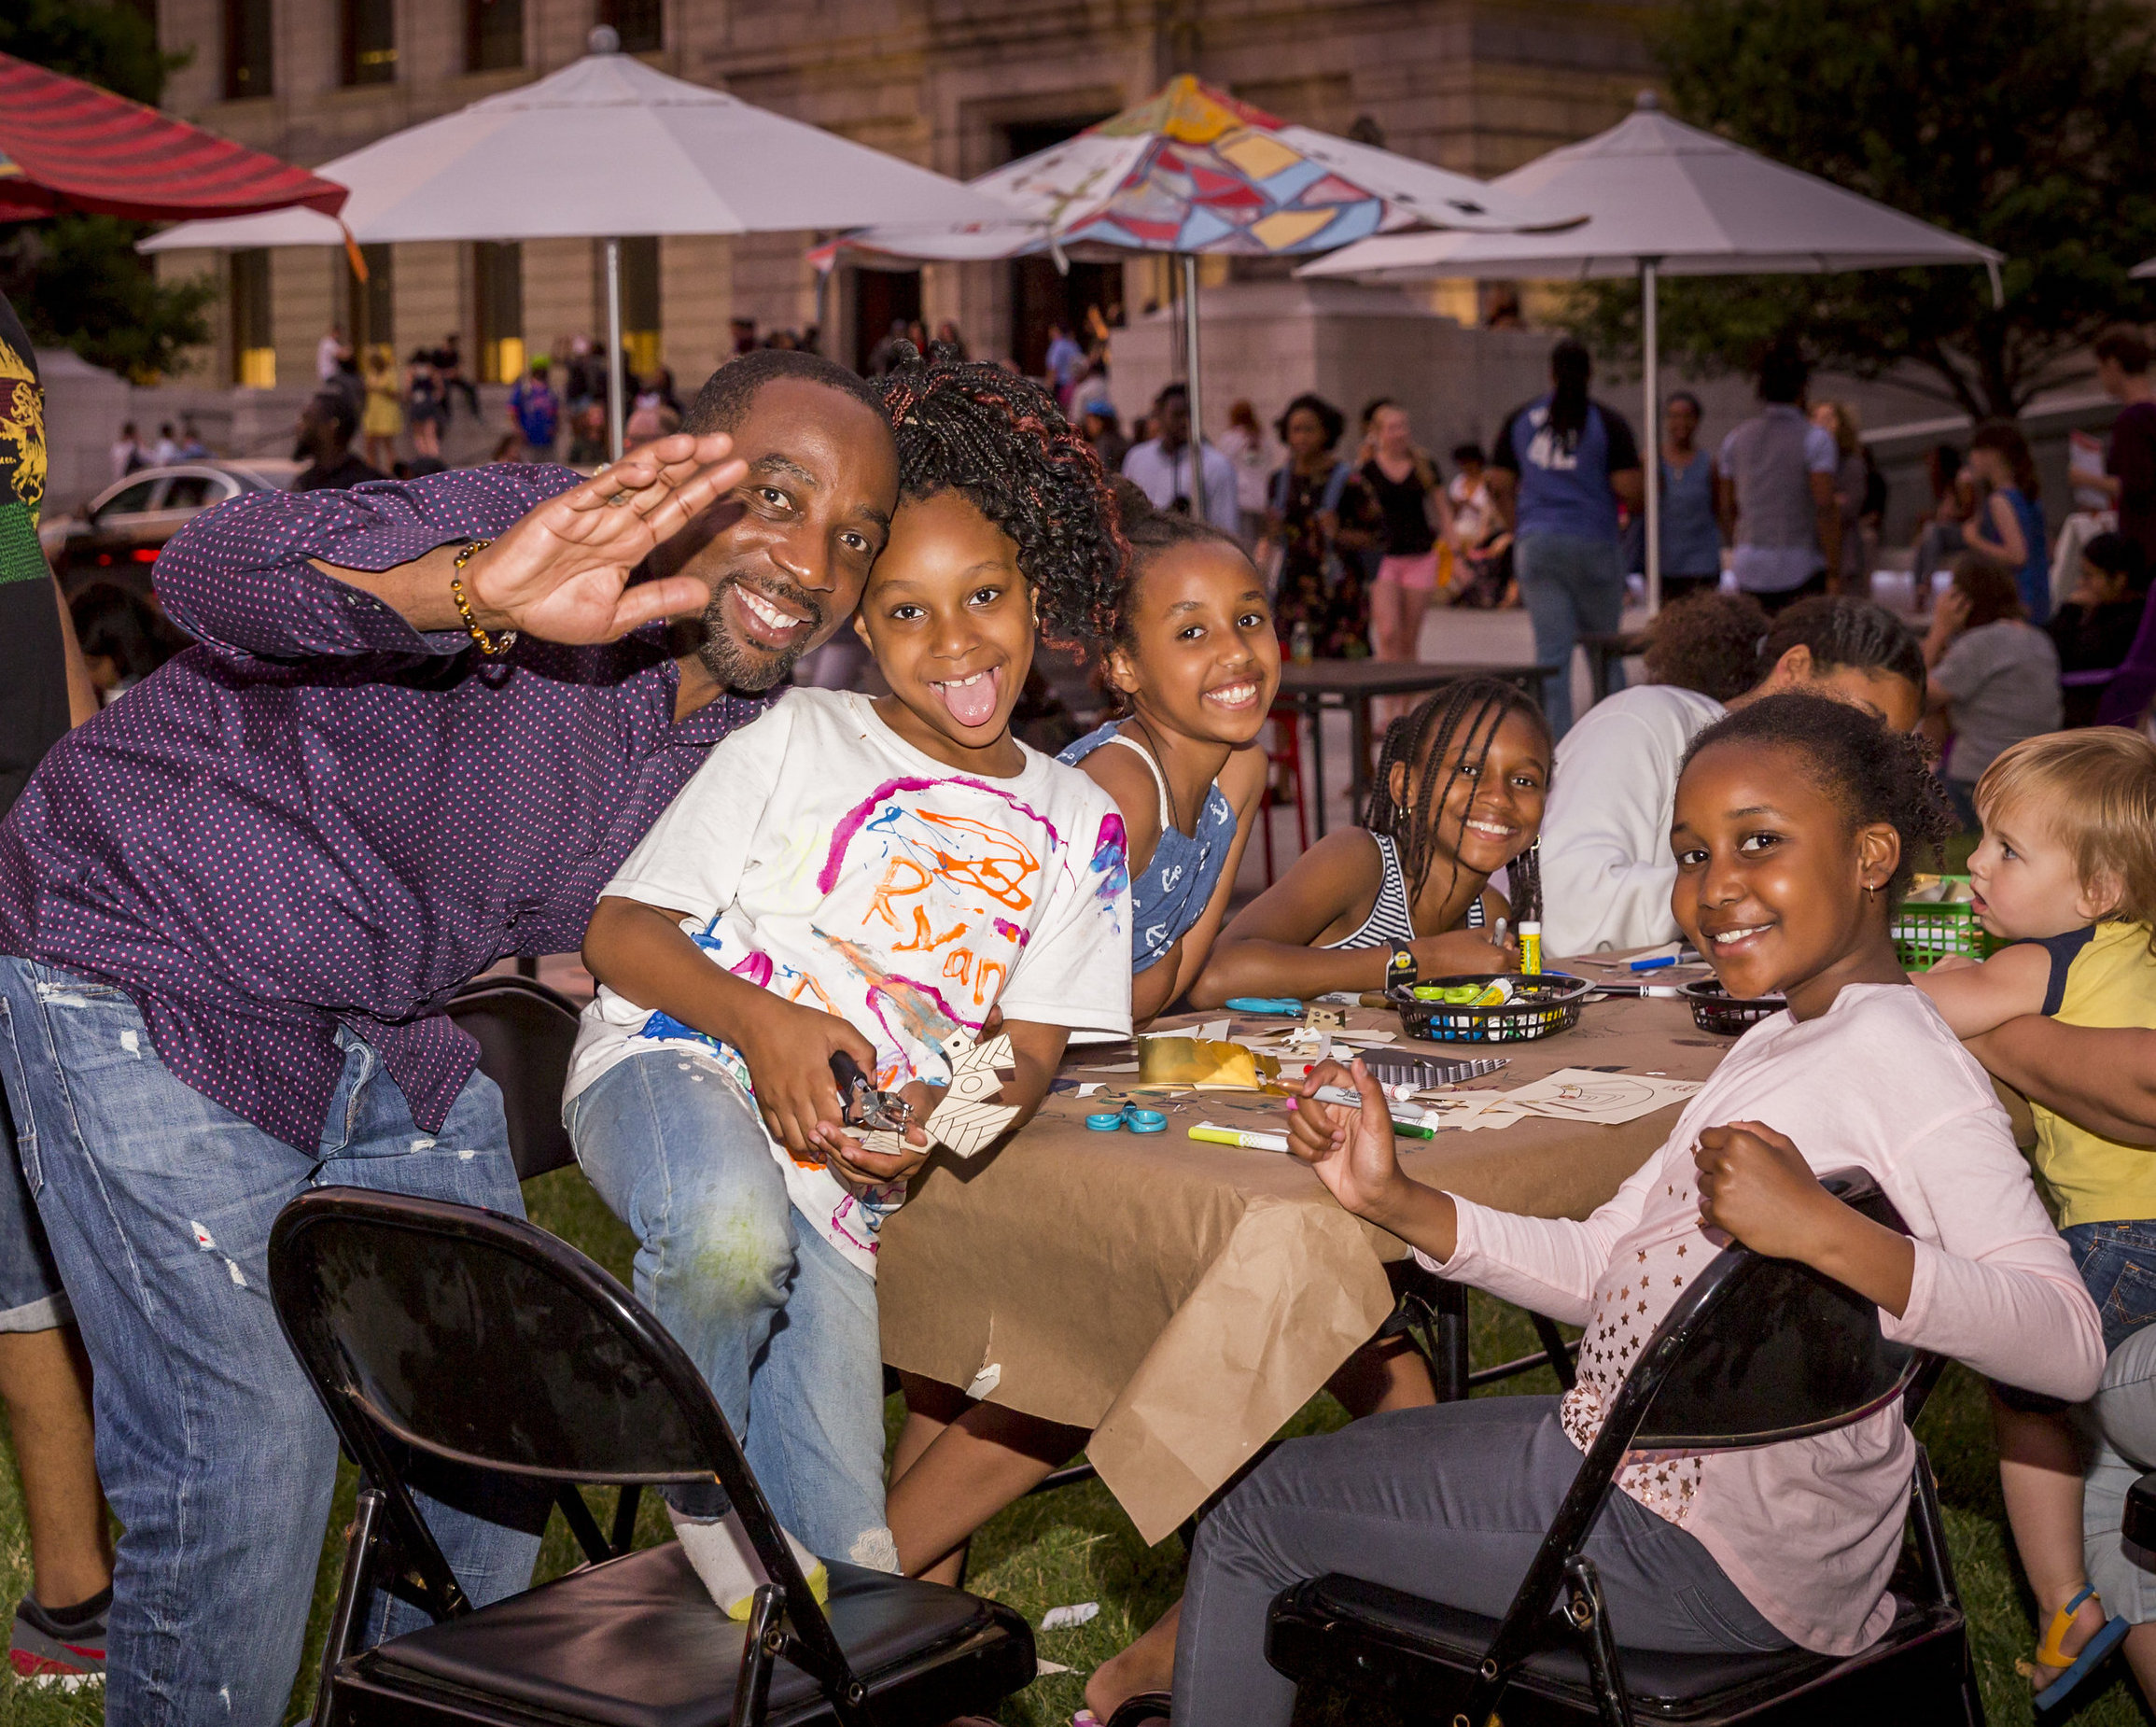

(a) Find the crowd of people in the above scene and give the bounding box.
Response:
[13,304,2156,1725]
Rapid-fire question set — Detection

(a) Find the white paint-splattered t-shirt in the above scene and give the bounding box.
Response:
[568,688,1132,1274]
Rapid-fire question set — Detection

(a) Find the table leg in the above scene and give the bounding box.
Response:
[1348,695,1371,821]
[1304,695,1328,839]
[1432,1277,1470,1402]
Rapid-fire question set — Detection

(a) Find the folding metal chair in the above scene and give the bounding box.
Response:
[269,1187,1035,1727]
[1265,1170,1982,1726]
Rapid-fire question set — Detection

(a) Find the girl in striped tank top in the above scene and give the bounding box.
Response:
[1193,676,1549,1005]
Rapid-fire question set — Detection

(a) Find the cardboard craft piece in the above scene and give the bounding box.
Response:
[1504,1067,1702,1126]
[926,1097,1022,1158]
[1137,1036,1281,1090]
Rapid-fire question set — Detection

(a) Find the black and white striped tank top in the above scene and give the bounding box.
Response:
[1321,831,1484,951]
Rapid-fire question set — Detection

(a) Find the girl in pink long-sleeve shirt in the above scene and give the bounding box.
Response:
[1169,692,2105,1727]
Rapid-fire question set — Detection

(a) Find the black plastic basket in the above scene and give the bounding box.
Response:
[1681,978,1785,1036]
[1387,973,1590,1044]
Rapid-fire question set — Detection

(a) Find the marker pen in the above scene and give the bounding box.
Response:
[1189,1122,1290,1152]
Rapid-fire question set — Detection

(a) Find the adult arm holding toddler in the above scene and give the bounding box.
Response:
[1190,677,1542,1006]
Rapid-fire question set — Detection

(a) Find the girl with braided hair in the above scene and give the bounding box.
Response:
[1189,676,1546,1005]
[570,342,1133,1615]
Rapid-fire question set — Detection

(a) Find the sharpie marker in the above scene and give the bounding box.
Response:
[1305,1088,1442,1137]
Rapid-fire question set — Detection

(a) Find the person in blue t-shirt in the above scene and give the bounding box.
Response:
[508,361,560,460]
[1486,339,1644,735]
[1963,419,2051,626]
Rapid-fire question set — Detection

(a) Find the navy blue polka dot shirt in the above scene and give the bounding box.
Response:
[0,465,771,1151]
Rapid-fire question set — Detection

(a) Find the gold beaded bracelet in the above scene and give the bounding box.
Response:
[449,539,516,656]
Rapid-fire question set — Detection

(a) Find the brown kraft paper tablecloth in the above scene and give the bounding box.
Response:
[876,992,1735,1543]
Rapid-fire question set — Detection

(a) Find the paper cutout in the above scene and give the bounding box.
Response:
[1503,1068,1701,1126]
[926,1097,1023,1158]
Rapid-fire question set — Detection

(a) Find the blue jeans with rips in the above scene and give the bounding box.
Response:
[0,957,541,1727]
[565,1047,893,1571]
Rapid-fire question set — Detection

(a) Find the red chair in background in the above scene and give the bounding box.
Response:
[1261,701,1309,884]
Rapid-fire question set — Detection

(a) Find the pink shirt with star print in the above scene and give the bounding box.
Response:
[1421,982,2103,1655]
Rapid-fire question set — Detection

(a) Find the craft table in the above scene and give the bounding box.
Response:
[875,990,1733,1543]
[1274,658,1555,834]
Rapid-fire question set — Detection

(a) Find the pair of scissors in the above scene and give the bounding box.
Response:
[829,1050,914,1133]
[1085,1102,1166,1133]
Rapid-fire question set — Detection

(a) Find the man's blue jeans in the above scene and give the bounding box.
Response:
[1515,531,1626,737]
[0,957,540,1727]
[566,1047,894,1570]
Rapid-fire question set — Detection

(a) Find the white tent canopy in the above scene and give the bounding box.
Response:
[1303,92,2002,608]
[145,31,1014,453]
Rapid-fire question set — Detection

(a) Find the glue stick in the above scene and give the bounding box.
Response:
[1518,920,1543,975]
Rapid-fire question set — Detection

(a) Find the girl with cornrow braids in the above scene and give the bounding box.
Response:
[1189,676,1547,1005]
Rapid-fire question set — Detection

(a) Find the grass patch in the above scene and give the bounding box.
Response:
[1,1165,2147,1724]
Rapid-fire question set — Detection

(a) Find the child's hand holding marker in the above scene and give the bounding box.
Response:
[1282,1059,1460,1258]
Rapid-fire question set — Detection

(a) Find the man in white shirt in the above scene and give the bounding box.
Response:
[1715,344,1841,611]
[315,324,347,385]
[1122,384,1239,535]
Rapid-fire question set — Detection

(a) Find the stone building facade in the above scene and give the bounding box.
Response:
[148,0,1654,394]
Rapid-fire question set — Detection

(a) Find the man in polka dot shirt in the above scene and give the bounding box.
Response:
[0,349,901,1724]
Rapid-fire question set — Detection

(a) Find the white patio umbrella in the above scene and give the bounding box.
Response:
[1302,91,2003,611]
[144,27,1015,457]
[810,76,1577,445]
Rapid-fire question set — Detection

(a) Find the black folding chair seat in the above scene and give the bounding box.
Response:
[1262,1171,1983,1727]
[445,975,582,1181]
[349,1547,1029,1727]
[1268,1572,1970,1724]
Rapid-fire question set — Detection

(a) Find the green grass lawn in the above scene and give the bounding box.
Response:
[0,1160,2146,1725]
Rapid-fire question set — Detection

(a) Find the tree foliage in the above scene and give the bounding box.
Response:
[1566,0,2156,417]
[0,0,211,383]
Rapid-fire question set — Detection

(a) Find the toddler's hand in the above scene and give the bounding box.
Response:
[1693,1120,1833,1258]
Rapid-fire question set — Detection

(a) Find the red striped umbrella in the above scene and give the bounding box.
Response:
[0,51,346,225]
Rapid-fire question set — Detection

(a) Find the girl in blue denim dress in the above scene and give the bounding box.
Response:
[1057,484,1282,1025]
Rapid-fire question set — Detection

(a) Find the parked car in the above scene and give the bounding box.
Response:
[41,460,301,596]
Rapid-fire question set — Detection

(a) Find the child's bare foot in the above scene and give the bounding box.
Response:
[1082,1600,1179,1722]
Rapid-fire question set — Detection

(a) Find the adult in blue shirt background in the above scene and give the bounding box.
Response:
[1962,418,2051,626]
[1486,339,1644,735]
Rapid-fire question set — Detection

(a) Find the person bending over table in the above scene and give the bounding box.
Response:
[1538,596,1925,958]
[1189,676,1541,1008]
[879,484,1281,1602]
[0,349,902,1727]
[1169,694,2101,1727]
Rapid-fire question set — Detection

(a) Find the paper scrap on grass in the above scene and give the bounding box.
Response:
[1041,1602,1100,1631]
[1504,1067,1702,1126]
[1036,1660,1073,1677]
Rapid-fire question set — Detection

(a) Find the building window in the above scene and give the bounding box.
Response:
[619,236,661,379]
[598,0,663,54]
[475,243,525,383]
[342,0,397,86]
[230,249,273,387]
[221,0,273,99]
[346,245,395,360]
[467,0,522,72]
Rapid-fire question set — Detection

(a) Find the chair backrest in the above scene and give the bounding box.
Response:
[271,1186,728,1483]
[1630,1169,1924,1450]
[445,976,580,1181]
[2094,590,2156,725]
[269,1187,859,1692]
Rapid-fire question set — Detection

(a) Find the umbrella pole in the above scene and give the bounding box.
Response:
[1642,256,1660,617]
[606,236,625,463]
[1181,252,1204,449]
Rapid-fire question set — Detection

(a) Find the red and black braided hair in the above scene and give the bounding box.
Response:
[875,342,1127,644]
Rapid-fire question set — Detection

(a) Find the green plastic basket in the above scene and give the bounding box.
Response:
[1892,874,1999,972]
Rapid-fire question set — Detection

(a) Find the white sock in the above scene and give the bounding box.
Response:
[666,1504,830,1621]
